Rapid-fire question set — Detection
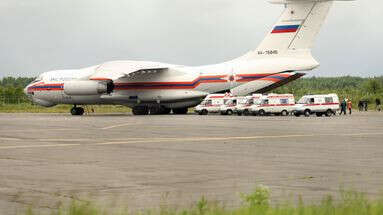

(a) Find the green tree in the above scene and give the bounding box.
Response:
[363,79,382,95]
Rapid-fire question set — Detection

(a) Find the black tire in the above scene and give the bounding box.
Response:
[163,108,171,114]
[316,112,323,117]
[77,107,84,115]
[281,110,289,116]
[172,107,188,114]
[294,112,301,117]
[304,109,311,117]
[243,109,250,116]
[201,109,208,115]
[258,109,266,116]
[70,107,78,115]
[237,112,242,116]
[226,109,233,115]
[325,109,333,117]
[132,106,149,115]
[70,107,84,116]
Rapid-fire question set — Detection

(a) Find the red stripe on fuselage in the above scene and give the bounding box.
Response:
[271,29,298,34]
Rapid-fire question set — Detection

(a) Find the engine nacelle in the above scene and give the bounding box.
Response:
[64,81,109,96]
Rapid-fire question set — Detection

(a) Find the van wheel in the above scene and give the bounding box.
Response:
[316,113,323,117]
[201,109,208,115]
[325,109,333,117]
[226,110,233,115]
[258,109,266,116]
[281,110,289,116]
[294,112,301,117]
[304,109,311,117]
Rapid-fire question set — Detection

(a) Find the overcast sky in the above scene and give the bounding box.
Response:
[0,0,381,78]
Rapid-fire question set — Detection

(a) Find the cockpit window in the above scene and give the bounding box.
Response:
[30,75,43,84]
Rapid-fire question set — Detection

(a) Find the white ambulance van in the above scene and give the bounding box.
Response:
[235,94,263,116]
[294,94,339,117]
[220,97,240,115]
[250,94,295,116]
[195,94,232,115]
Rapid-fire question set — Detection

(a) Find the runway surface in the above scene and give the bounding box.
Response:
[0,112,382,214]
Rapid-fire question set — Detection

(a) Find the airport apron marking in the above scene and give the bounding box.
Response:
[1,132,383,150]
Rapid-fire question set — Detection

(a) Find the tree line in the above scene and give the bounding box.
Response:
[0,76,382,105]
[0,77,35,103]
[272,76,383,105]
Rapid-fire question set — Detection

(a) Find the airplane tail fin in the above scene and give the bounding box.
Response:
[238,0,352,69]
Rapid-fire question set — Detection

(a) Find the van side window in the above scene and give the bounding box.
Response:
[325,97,333,103]
[263,99,269,105]
[309,98,315,104]
[206,100,212,105]
[280,99,288,104]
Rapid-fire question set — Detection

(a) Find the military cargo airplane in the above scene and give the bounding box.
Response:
[25,0,352,115]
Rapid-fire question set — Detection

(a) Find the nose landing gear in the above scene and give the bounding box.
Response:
[70,105,85,116]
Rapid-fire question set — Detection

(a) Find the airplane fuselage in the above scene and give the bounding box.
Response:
[25,60,304,109]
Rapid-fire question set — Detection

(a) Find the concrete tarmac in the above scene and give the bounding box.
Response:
[0,112,382,214]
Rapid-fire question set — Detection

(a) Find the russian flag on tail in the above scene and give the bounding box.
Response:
[271,25,300,34]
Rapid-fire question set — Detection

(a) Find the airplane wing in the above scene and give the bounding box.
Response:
[89,61,169,81]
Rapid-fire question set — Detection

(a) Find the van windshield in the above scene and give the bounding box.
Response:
[261,99,269,105]
[201,100,211,105]
[297,97,308,104]
[225,99,233,105]
[245,99,254,105]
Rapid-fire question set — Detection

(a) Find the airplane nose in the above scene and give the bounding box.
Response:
[24,85,33,99]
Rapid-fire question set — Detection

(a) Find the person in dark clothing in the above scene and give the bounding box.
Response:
[358,101,363,111]
[340,99,347,115]
[377,98,381,112]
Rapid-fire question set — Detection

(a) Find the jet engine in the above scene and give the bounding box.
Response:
[64,80,114,96]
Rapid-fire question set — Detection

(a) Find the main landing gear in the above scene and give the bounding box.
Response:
[132,106,188,115]
[70,105,84,116]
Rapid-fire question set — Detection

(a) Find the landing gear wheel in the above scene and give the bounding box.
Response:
[258,109,266,116]
[325,109,333,117]
[226,110,233,115]
[163,108,171,114]
[172,107,188,115]
[281,110,289,116]
[149,106,170,115]
[132,106,149,115]
[304,109,311,117]
[70,107,84,116]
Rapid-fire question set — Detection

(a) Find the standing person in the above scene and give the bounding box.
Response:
[347,99,352,115]
[376,98,381,112]
[358,101,363,111]
[340,99,347,115]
